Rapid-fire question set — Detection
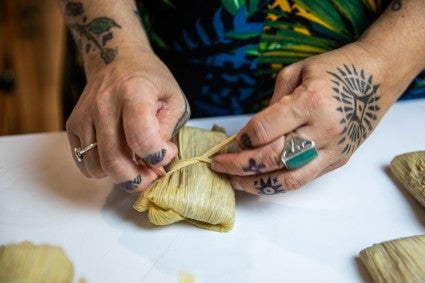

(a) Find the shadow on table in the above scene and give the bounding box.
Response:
[384,165,425,227]
[100,185,261,231]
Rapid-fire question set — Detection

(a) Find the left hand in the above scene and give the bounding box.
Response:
[211,42,402,195]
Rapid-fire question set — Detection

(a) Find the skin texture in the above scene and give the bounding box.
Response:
[58,0,190,191]
[58,0,425,194]
[211,0,425,194]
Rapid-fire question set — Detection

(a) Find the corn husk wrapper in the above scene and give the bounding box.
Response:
[0,242,74,283]
[133,126,237,232]
[359,235,425,283]
[390,151,425,208]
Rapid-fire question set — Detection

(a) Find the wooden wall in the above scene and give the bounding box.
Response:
[0,0,65,135]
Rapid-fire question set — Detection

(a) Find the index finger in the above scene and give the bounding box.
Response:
[237,87,311,149]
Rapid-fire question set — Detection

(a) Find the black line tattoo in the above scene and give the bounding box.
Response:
[392,0,402,11]
[120,174,142,191]
[240,132,253,149]
[254,177,285,195]
[143,149,167,165]
[242,158,266,174]
[172,95,191,137]
[64,1,121,64]
[328,64,381,155]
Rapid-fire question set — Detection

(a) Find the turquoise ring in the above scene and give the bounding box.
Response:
[281,136,318,170]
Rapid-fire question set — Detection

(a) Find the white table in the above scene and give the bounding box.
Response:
[1,99,425,283]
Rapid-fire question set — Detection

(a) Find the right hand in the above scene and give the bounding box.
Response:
[66,48,190,192]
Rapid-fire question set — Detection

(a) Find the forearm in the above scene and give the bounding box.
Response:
[356,0,425,99]
[57,0,152,78]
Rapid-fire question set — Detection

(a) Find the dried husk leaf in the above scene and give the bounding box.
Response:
[390,151,425,207]
[133,126,236,232]
[359,235,425,283]
[0,242,74,283]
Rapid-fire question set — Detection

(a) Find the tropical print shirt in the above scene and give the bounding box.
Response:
[137,0,425,117]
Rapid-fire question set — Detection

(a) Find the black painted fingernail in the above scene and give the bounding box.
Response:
[119,174,142,191]
[240,132,253,149]
[142,149,167,165]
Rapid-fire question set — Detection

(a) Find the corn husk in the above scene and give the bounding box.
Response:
[390,151,425,208]
[359,235,425,283]
[0,242,74,283]
[133,126,237,232]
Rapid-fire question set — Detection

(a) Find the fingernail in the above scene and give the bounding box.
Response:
[211,161,225,173]
[119,174,142,192]
[239,132,253,149]
[142,148,167,166]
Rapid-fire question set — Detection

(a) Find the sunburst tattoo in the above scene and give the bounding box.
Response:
[254,177,285,195]
[328,64,381,155]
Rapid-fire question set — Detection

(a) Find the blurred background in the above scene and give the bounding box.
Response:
[0,0,83,136]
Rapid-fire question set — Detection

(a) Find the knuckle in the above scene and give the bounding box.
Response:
[127,130,157,155]
[247,115,270,145]
[263,144,283,168]
[101,157,126,177]
[281,173,303,190]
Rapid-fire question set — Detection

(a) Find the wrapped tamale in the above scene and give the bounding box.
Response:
[133,126,237,232]
[390,151,425,208]
[359,235,425,283]
[0,242,75,283]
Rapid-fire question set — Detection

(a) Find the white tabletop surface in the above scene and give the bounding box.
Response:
[1,99,425,283]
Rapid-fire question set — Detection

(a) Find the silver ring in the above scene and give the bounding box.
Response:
[281,136,318,170]
[74,143,97,162]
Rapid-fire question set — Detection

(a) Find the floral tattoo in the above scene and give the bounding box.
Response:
[328,64,381,155]
[64,1,121,64]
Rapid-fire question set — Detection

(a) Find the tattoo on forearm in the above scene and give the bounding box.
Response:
[392,0,402,11]
[120,174,142,191]
[329,64,381,154]
[242,158,266,174]
[143,149,167,165]
[254,177,285,195]
[172,95,191,137]
[64,1,121,64]
[239,132,253,149]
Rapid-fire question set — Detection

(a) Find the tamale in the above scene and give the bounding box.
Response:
[0,242,74,283]
[359,235,425,283]
[390,151,425,207]
[133,126,237,232]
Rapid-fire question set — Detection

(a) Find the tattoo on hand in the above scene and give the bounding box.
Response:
[64,1,121,64]
[328,64,381,154]
[242,158,266,174]
[143,149,167,165]
[172,95,191,137]
[392,0,402,11]
[239,132,253,149]
[254,177,285,195]
[120,174,142,191]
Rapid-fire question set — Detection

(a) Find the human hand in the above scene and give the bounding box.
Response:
[211,43,404,195]
[66,48,190,192]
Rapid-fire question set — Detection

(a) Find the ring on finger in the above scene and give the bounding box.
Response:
[74,143,97,162]
[280,135,318,170]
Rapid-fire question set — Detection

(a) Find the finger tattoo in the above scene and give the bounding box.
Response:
[328,64,381,155]
[172,96,191,137]
[240,132,253,149]
[254,177,285,195]
[120,174,142,191]
[242,158,266,174]
[143,149,167,165]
